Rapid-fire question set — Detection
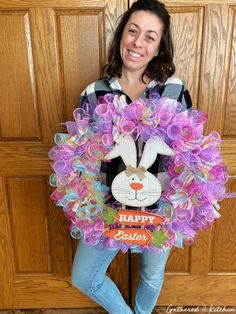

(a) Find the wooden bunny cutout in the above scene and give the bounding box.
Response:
[104,135,175,207]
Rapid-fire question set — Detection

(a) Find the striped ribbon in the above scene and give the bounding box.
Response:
[112,95,129,142]
[169,191,192,210]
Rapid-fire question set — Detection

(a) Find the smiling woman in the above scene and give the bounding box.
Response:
[104,0,175,92]
[119,11,163,79]
[53,1,192,314]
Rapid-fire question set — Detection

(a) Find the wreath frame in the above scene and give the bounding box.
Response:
[49,92,228,253]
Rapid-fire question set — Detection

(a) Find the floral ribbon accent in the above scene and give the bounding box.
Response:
[125,165,147,179]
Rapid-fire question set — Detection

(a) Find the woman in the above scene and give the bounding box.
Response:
[71,1,192,313]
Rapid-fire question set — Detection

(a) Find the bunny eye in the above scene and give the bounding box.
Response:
[132,177,135,181]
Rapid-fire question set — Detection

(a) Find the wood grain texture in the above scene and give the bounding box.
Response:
[221,140,236,174]
[29,8,64,143]
[57,9,102,120]
[0,143,51,176]
[46,185,72,277]
[165,0,236,3]
[14,277,99,308]
[190,228,213,275]
[0,1,106,8]
[6,177,51,273]
[105,0,128,57]
[159,274,236,305]
[224,7,236,136]
[14,274,236,307]
[210,178,236,272]
[166,247,190,273]
[198,4,229,134]
[130,0,236,4]
[130,252,139,305]
[169,6,204,107]
[0,11,39,139]
[0,178,15,308]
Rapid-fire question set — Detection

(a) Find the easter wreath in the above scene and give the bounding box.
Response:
[49,91,230,253]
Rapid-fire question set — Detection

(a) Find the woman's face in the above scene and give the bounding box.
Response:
[120,10,164,75]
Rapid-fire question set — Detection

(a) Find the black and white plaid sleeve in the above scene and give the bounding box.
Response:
[157,76,192,110]
[77,80,114,114]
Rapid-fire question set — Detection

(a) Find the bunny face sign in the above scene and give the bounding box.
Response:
[104,135,175,207]
[110,167,162,207]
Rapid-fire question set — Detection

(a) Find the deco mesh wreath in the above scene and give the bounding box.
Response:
[49,91,231,253]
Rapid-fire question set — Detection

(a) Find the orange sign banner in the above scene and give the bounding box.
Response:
[116,209,164,226]
[104,228,152,245]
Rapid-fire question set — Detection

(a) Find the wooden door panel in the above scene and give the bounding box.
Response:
[0,178,15,309]
[198,4,229,134]
[1,0,236,310]
[57,8,105,119]
[160,275,236,305]
[47,184,73,277]
[29,7,64,143]
[128,0,236,306]
[0,11,39,139]
[0,0,128,309]
[7,177,51,273]
[224,7,236,136]
[169,6,204,107]
[211,179,236,272]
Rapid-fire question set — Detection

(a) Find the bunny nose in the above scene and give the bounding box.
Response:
[130,182,143,190]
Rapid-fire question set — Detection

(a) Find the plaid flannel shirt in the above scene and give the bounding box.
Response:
[78,76,192,113]
[77,76,192,194]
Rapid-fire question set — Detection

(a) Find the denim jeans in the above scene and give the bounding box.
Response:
[71,240,170,314]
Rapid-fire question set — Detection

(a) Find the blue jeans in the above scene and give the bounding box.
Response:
[71,240,170,314]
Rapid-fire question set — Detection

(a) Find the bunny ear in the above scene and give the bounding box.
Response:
[139,136,175,169]
[104,135,137,167]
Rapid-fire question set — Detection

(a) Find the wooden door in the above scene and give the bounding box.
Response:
[129,0,236,306]
[1,0,236,310]
[0,0,128,309]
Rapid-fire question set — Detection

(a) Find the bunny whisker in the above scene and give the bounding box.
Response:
[114,191,131,195]
[113,189,131,194]
[113,187,130,192]
[141,190,160,193]
[141,191,160,196]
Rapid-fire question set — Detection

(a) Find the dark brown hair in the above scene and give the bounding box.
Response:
[103,0,175,83]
